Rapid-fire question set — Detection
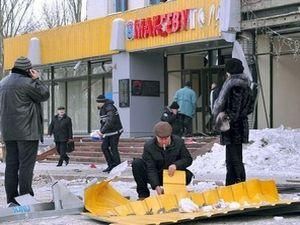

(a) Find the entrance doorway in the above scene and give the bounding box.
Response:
[182,68,224,134]
[167,48,231,135]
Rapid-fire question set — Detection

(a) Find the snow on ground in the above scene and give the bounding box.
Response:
[0,127,299,224]
[190,126,300,182]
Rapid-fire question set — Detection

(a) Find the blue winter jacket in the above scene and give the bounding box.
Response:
[174,86,197,118]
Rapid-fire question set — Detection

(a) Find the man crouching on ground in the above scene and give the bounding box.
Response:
[132,121,193,200]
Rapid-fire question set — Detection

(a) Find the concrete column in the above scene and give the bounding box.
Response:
[256,35,271,129]
[112,52,164,137]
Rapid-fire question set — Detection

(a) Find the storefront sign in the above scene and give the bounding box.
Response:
[126,5,218,40]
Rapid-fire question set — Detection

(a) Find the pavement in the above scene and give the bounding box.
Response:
[0,162,300,225]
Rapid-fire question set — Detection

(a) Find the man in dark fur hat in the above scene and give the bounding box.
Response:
[213,58,252,186]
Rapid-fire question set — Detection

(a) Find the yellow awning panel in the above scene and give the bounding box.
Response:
[83,175,299,225]
[4,0,220,69]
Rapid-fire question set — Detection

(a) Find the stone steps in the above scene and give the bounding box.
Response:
[39,136,218,164]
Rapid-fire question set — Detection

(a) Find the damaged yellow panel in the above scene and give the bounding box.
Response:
[84,180,130,216]
[163,170,187,196]
[217,186,234,202]
[84,178,300,225]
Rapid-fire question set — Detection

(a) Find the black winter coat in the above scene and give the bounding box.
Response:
[220,86,251,145]
[99,100,123,137]
[160,108,182,136]
[48,114,73,142]
[142,135,193,189]
[0,69,49,141]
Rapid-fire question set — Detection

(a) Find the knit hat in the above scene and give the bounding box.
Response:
[225,58,244,74]
[96,94,106,103]
[153,121,172,137]
[169,101,179,109]
[13,56,32,71]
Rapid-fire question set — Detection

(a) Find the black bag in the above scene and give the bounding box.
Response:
[67,140,75,153]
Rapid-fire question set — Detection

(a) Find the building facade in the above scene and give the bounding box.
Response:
[241,0,300,129]
[4,0,227,137]
[3,0,300,137]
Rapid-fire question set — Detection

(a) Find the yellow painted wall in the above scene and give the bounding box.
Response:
[4,0,220,70]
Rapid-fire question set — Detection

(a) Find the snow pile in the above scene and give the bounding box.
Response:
[190,126,300,178]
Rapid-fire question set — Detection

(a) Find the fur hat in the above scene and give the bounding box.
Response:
[225,58,244,74]
[169,101,179,109]
[13,56,32,71]
[153,121,172,137]
[96,94,106,103]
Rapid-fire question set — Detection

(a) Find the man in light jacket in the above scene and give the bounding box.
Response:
[174,81,197,136]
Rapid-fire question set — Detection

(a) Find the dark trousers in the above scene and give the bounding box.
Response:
[101,134,121,168]
[55,141,69,165]
[225,144,246,186]
[4,140,39,204]
[132,158,193,198]
[179,114,193,136]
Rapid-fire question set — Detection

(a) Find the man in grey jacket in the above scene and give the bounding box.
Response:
[0,56,50,205]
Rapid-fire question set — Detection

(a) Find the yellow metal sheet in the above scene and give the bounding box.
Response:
[83,179,300,225]
[156,194,178,212]
[203,188,220,205]
[144,196,163,214]
[129,200,149,215]
[189,192,205,207]
[217,186,234,202]
[84,180,130,216]
[163,169,187,196]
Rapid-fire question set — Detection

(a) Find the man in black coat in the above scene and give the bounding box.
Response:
[0,56,49,204]
[160,101,182,137]
[213,58,252,186]
[132,122,193,199]
[48,106,73,167]
[96,95,123,173]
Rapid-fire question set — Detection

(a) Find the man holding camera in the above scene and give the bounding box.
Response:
[0,56,49,205]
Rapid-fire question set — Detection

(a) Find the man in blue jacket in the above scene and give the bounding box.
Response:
[174,81,197,136]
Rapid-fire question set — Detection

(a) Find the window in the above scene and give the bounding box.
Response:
[115,0,128,12]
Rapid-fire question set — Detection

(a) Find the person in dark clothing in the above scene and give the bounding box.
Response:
[0,56,50,205]
[96,95,123,173]
[160,101,182,137]
[48,106,73,167]
[213,58,252,186]
[132,122,193,199]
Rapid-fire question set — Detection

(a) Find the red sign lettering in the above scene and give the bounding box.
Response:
[172,12,181,33]
[180,9,189,31]
[131,8,191,40]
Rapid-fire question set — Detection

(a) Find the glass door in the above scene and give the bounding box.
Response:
[182,67,225,134]
[182,70,204,134]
